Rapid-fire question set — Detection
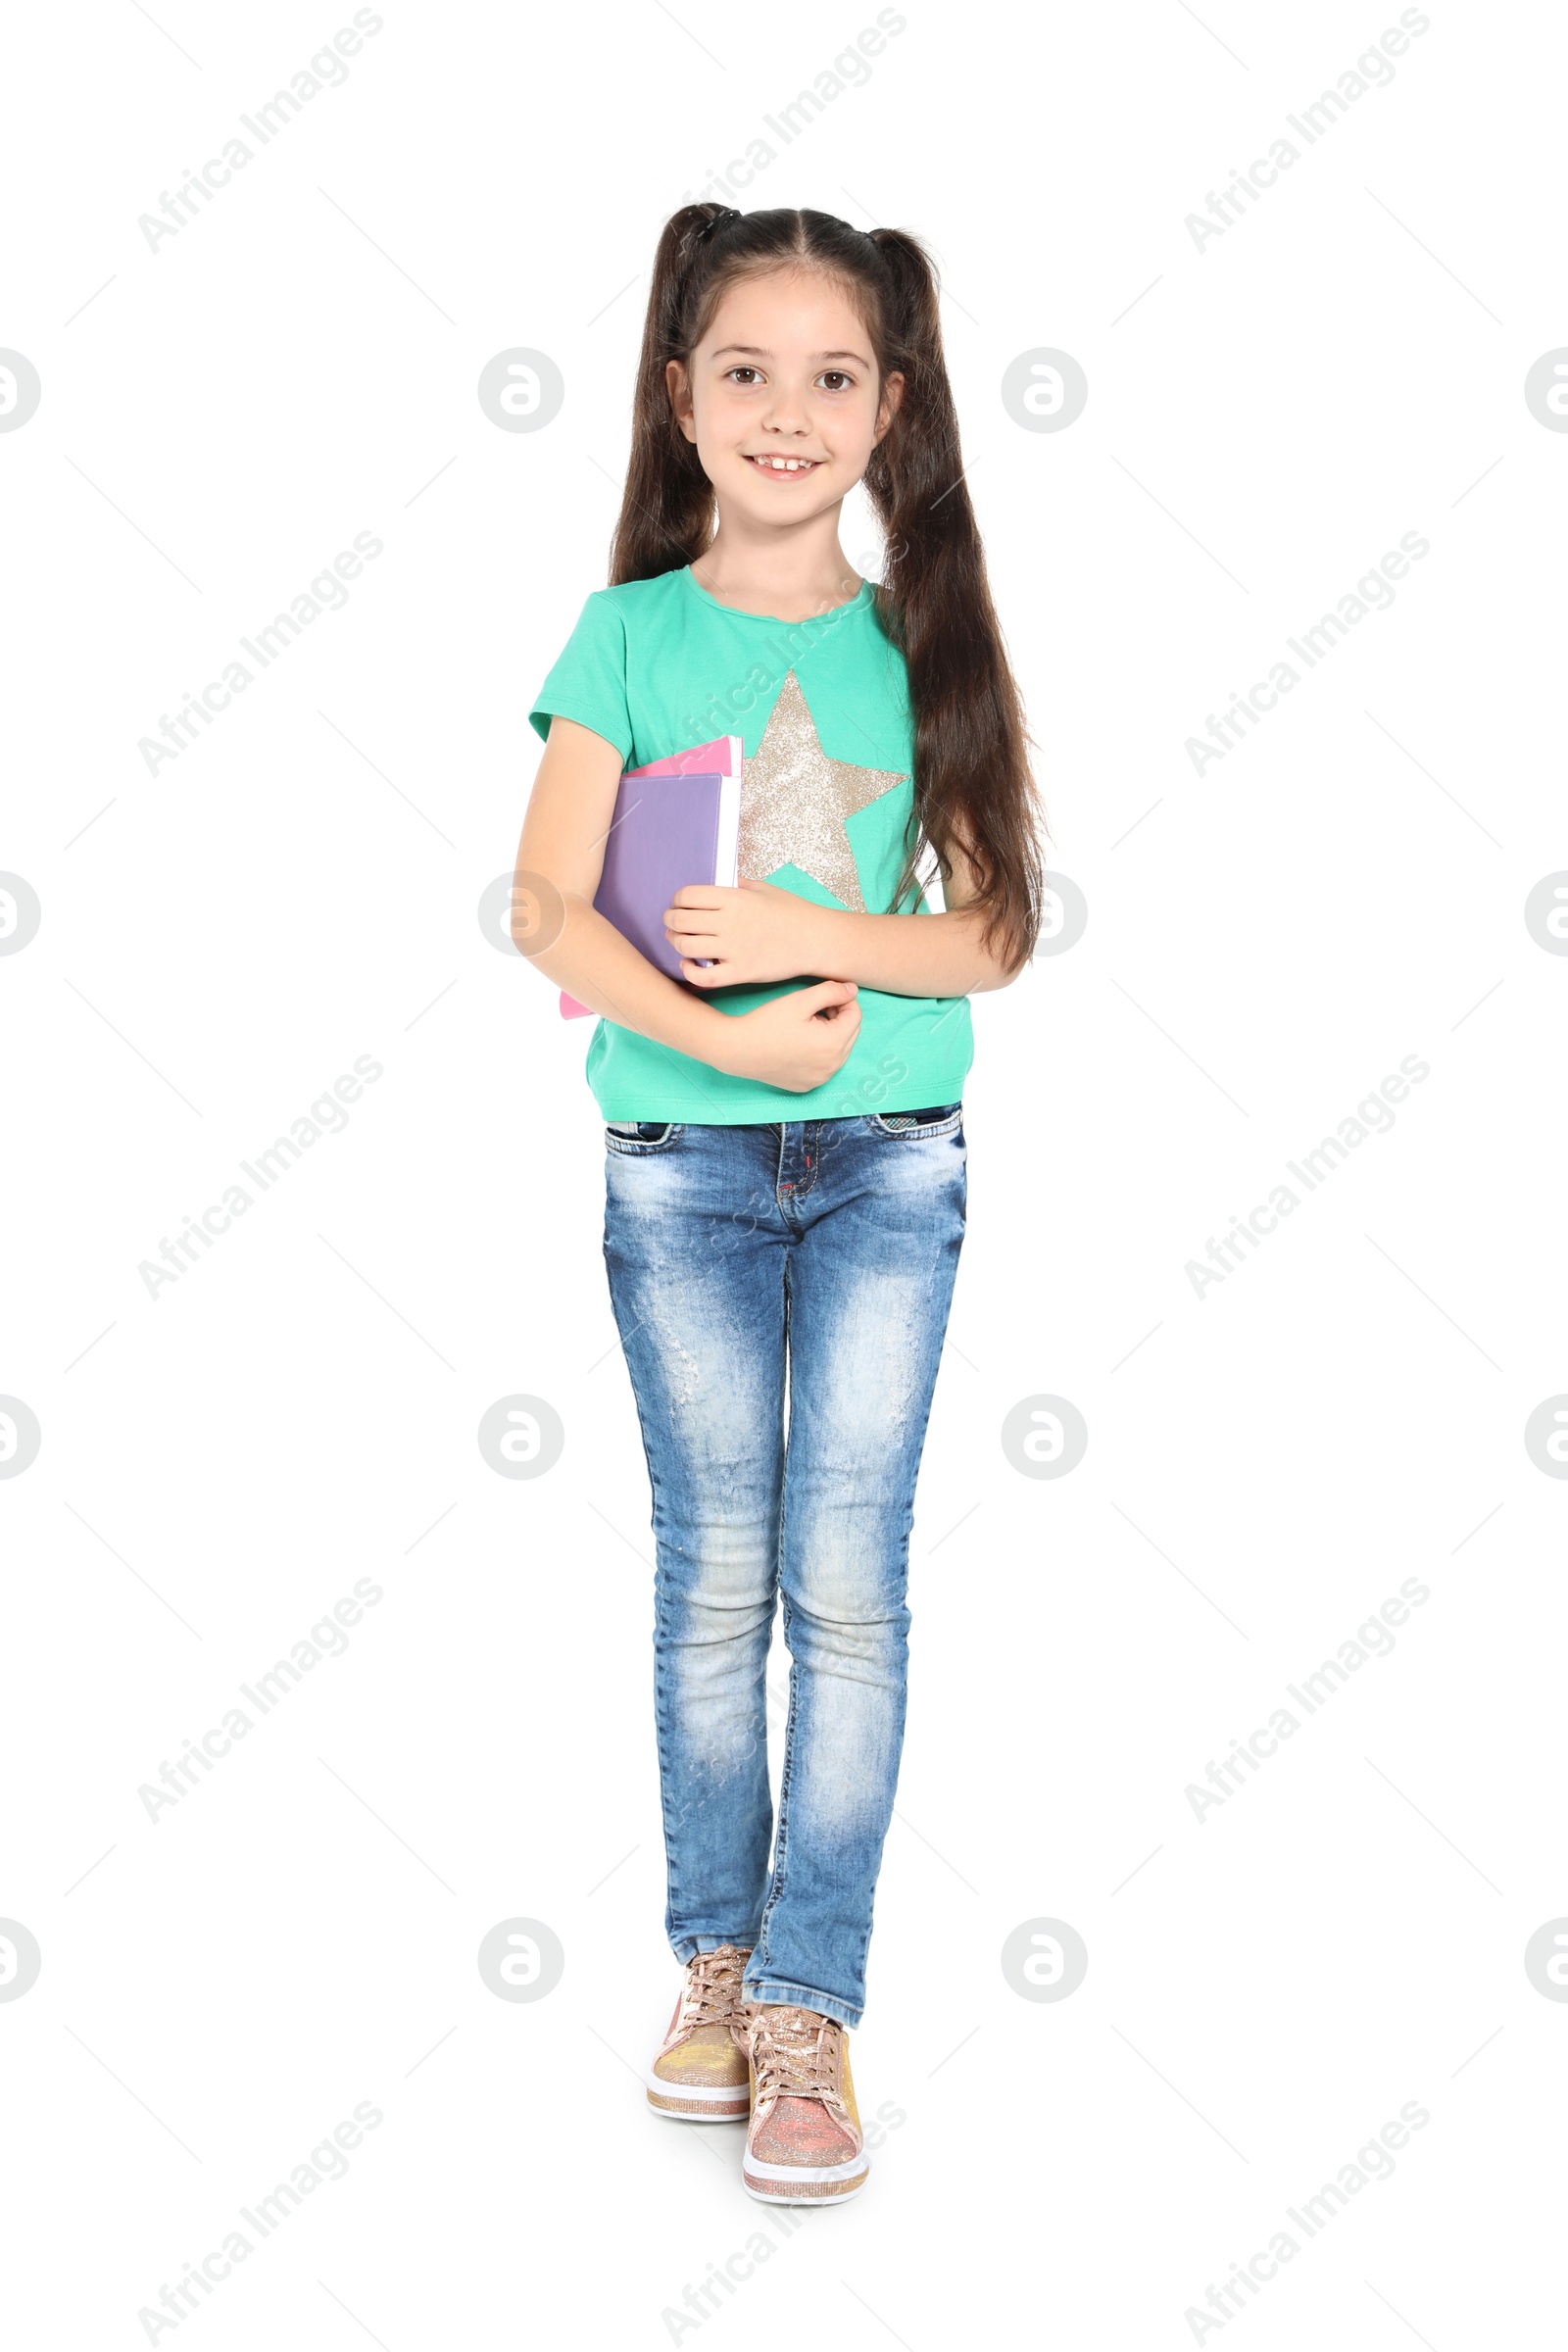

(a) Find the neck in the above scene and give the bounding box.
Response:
[692,515,863,622]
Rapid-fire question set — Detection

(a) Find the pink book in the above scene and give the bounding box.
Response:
[559,735,744,1018]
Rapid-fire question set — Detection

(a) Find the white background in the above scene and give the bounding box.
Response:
[4,0,1565,2343]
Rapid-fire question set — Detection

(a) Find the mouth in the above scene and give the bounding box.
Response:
[743,454,824,478]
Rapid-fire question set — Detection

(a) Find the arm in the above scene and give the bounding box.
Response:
[663,832,1026,999]
[513,716,863,1092]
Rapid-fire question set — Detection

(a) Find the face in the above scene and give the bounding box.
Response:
[667,267,902,521]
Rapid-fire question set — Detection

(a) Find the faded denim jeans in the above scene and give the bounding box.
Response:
[603,1107,966,2030]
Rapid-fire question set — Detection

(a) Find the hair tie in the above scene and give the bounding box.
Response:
[695,206,742,242]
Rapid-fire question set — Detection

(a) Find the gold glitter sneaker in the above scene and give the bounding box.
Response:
[742,2004,869,2204]
[646,1946,753,2121]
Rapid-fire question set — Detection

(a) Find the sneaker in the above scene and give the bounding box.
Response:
[742,2004,869,2204]
[646,1946,753,2122]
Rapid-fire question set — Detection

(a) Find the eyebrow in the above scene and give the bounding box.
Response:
[710,345,871,367]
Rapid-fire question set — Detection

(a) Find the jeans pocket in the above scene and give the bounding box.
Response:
[605,1120,683,1153]
[868,1102,963,1139]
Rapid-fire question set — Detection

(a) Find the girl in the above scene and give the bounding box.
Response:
[515,203,1042,2205]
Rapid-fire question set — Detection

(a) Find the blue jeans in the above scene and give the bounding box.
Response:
[603,1107,966,2031]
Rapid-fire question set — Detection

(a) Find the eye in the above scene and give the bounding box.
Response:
[818,370,854,391]
[724,367,762,385]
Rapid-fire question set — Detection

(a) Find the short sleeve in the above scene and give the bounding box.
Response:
[527,592,632,762]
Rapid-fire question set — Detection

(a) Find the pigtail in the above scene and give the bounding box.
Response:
[610,206,732,585]
[862,227,1046,972]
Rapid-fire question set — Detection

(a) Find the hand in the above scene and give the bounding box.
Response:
[664,878,830,987]
[711,980,861,1092]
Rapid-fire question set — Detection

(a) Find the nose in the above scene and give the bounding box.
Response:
[758,384,811,436]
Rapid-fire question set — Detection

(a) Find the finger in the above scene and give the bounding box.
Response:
[679,958,727,987]
[796,978,858,1008]
[669,886,725,909]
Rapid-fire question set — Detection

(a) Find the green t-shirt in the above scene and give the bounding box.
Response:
[527,564,974,1124]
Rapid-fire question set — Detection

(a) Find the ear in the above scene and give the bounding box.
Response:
[666,358,697,443]
[874,369,905,443]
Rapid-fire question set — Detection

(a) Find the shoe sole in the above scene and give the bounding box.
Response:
[742,2152,870,2205]
[646,2067,750,2123]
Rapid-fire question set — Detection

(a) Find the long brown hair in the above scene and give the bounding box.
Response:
[609,204,1046,974]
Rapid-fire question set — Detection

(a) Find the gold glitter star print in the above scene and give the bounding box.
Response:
[735,670,906,912]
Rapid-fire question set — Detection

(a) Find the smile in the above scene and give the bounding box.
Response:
[744,455,822,475]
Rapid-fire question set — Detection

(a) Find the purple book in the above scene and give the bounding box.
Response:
[560,753,742,1017]
[598,769,732,979]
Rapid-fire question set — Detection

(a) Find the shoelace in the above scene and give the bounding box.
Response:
[679,1945,750,2031]
[748,2005,849,2120]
